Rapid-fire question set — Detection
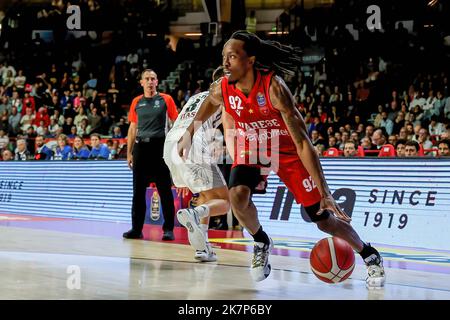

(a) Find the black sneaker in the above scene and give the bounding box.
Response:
[162,230,175,241]
[122,229,143,239]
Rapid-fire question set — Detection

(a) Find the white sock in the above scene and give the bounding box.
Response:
[195,205,210,218]
[200,224,209,241]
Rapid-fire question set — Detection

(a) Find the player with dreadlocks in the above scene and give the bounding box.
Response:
[177,31,385,288]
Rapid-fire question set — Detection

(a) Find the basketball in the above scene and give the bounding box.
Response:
[310,237,355,283]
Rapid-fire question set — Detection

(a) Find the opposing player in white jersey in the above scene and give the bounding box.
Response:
[164,67,230,262]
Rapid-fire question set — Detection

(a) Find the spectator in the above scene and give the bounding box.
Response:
[14,139,31,160]
[278,9,290,33]
[112,126,123,138]
[36,120,48,136]
[1,149,14,161]
[308,116,325,137]
[428,116,446,137]
[371,129,386,150]
[365,123,375,138]
[88,133,110,160]
[72,135,90,160]
[373,105,384,128]
[34,135,53,160]
[393,111,406,134]
[48,95,61,116]
[54,134,73,160]
[22,92,36,115]
[328,136,337,149]
[398,127,408,140]
[68,126,78,138]
[339,131,350,151]
[8,106,21,136]
[387,135,398,147]
[395,139,407,157]
[350,131,359,144]
[62,117,74,135]
[51,109,65,126]
[35,107,50,127]
[387,101,399,122]
[106,139,120,159]
[310,130,325,146]
[60,89,72,109]
[0,96,9,115]
[314,144,326,157]
[438,140,450,157]
[77,118,92,137]
[405,123,415,140]
[343,141,357,157]
[405,140,420,157]
[245,10,257,34]
[416,128,433,153]
[20,107,36,132]
[14,70,26,92]
[48,118,60,136]
[73,107,88,127]
[0,129,9,151]
[88,107,102,133]
[63,102,77,120]
[361,136,376,156]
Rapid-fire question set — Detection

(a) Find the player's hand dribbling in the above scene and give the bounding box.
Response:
[318,194,351,222]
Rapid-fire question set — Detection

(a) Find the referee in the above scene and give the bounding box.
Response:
[124,69,179,241]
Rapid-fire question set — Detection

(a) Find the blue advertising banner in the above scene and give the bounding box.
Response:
[1,159,449,250]
[253,158,450,251]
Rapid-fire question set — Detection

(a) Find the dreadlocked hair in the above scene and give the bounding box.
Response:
[229,30,302,76]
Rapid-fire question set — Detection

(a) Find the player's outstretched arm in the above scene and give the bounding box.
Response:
[177,79,224,159]
[269,76,351,222]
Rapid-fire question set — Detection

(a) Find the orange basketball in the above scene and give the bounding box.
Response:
[310,237,355,283]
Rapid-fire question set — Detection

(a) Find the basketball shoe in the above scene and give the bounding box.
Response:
[250,237,274,282]
[364,244,386,288]
[195,243,217,262]
[177,208,208,252]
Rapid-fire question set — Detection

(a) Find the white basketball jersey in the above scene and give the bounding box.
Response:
[166,91,222,142]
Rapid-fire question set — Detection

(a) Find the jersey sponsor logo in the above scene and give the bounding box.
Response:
[256,92,266,106]
[257,92,269,116]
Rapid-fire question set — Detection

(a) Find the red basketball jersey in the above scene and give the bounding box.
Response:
[222,70,297,168]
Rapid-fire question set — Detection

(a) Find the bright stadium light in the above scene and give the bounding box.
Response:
[428,0,438,7]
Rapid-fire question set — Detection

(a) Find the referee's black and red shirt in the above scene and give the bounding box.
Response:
[128,93,179,139]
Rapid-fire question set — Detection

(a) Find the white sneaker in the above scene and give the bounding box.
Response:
[250,237,273,282]
[194,244,217,262]
[364,250,386,289]
[177,208,208,252]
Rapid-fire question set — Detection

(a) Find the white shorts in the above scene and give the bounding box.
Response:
[163,139,226,194]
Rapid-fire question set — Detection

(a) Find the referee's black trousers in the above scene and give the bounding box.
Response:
[131,137,175,232]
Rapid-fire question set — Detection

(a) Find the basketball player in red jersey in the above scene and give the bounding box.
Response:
[178,31,385,288]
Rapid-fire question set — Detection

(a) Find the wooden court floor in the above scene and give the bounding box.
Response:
[0,216,449,300]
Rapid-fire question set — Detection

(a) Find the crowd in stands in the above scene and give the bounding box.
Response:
[291,65,450,158]
[0,1,450,161]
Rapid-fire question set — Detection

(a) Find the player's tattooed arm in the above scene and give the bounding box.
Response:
[269,75,331,198]
[269,76,351,221]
